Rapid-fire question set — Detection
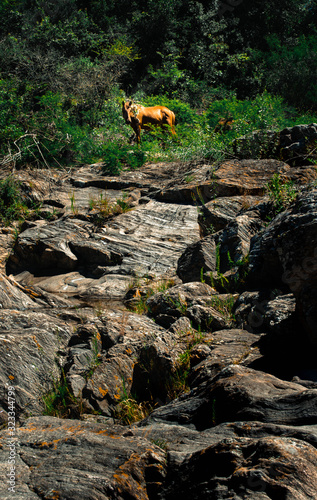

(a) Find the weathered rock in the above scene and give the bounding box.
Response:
[2,414,317,500]
[14,164,128,216]
[0,160,317,499]
[151,159,312,202]
[198,195,265,236]
[231,291,312,377]
[178,211,262,285]
[146,282,233,330]
[7,218,89,274]
[212,159,292,196]
[145,365,317,430]
[233,291,297,334]
[8,200,199,294]
[0,309,72,421]
[0,273,41,310]
[0,416,167,500]
[188,329,264,387]
[177,234,218,283]
[134,419,317,461]
[248,189,317,346]
[64,309,185,413]
[217,214,262,272]
[234,124,317,167]
[279,123,317,163]
[160,432,317,499]
[0,226,17,272]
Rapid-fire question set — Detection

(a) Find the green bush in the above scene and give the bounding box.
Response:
[205,91,291,132]
[266,173,297,216]
[101,143,146,174]
[0,80,25,149]
[0,176,28,224]
[261,35,317,111]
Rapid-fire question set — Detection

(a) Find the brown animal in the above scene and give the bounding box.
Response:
[122,100,176,143]
[214,117,234,133]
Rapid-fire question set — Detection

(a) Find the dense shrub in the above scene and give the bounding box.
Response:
[0,177,29,224]
[205,92,292,132]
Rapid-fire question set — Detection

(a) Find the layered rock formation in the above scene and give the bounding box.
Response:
[0,156,316,499]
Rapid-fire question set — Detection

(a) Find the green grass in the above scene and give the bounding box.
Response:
[0,176,44,225]
[89,192,131,225]
[166,327,206,400]
[42,370,83,419]
[114,378,152,425]
[266,173,297,216]
[2,84,316,174]
[126,277,176,315]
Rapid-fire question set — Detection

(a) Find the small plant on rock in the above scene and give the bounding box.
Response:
[208,295,236,324]
[167,327,205,400]
[266,173,297,215]
[42,370,83,419]
[84,331,102,380]
[114,378,151,425]
[126,277,176,315]
[89,192,130,226]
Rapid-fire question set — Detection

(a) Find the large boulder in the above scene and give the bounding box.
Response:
[279,123,317,163]
[0,416,167,500]
[248,189,317,346]
[146,282,233,331]
[145,365,317,430]
[177,212,262,284]
[0,308,72,422]
[198,195,265,236]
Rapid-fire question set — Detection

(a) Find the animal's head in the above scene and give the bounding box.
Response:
[122,101,140,125]
[122,100,134,124]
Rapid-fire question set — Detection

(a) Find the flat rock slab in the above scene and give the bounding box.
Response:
[72,162,212,191]
[12,166,127,215]
[8,200,199,302]
[101,199,200,275]
[1,415,317,500]
[0,416,167,500]
[15,270,133,302]
[150,159,317,202]
[213,159,293,196]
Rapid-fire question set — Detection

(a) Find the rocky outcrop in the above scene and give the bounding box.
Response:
[0,156,317,498]
[197,194,265,236]
[144,364,317,429]
[279,123,317,163]
[1,415,317,500]
[247,189,317,347]
[234,123,317,165]
[177,209,263,284]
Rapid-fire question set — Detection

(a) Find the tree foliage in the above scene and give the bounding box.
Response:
[0,0,316,172]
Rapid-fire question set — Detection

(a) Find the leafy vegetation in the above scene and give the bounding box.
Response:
[42,370,83,419]
[167,327,206,400]
[266,173,298,216]
[0,176,44,225]
[0,0,315,179]
[114,378,151,425]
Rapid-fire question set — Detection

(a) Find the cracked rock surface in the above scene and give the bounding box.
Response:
[0,158,317,499]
